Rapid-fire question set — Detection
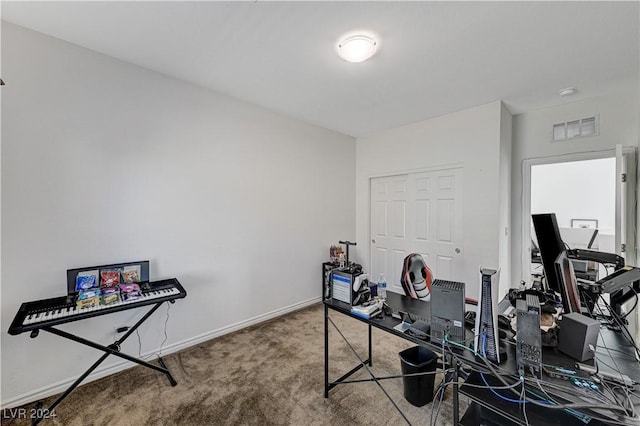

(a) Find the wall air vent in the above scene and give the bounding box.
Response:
[552,115,599,142]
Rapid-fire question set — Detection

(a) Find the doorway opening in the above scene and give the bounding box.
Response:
[523,147,636,285]
[530,157,616,283]
[523,146,638,342]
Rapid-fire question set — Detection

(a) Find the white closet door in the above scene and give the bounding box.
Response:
[370,167,463,293]
[409,168,463,281]
[370,175,409,291]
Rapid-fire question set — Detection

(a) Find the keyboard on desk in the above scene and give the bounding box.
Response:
[8,278,186,335]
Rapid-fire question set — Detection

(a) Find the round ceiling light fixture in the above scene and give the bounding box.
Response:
[337,34,378,63]
[559,87,577,97]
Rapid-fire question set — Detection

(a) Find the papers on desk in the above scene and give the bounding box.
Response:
[351,300,383,319]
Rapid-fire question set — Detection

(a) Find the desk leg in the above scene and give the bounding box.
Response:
[452,356,459,426]
[368,323,372,366]
[324,303,329,398]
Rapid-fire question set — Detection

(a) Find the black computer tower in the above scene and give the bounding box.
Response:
[430,279,466,345]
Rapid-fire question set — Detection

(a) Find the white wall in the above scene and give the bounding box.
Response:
[531,158,616,234]
[355,101,511,300]
[511,91,640,285]
[1,23,355,406]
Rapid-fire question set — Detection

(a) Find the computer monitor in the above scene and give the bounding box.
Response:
[554,251,582,314]
[391,293,430,322]
[532,213,585,313]
[531,213,565,294]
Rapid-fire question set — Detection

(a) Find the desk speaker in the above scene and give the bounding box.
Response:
[558,312,599,362]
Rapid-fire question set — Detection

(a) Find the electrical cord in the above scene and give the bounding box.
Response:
[583,291,640,361]
[594,324,631,392]
[136,328,142,358]
[610,383,637,416]
[430,377,447,426]
[600,296,640,359]
[473,332,633,414]
[445,335,537,381]
[526,384,596,424]
[596,345,640,361]
[529,374,617,405]
[444,336,510,377]
[156,301,171,358]
[479,368,528,404]
[479,332,528,404]
[132,301,171,361]
[479,352,639,423]
[521,382,530,425]
[431,334,482,426]
[441,323,638,419]
[430,335,450,426]
[538,365,625,416]
[597,352,637,418]
[442,335,639,425]
[532,373,559,404]
[596,354,628,375]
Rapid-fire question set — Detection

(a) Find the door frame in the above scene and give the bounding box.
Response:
[521,147,636,283]
[367,162,463,292]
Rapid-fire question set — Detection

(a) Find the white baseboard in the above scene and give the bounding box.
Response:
[2,296,321,409]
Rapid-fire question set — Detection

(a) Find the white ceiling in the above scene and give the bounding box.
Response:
[2,1,638,137]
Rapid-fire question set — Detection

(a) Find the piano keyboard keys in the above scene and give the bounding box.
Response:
[21,287,181,326]
[8,278,186,336]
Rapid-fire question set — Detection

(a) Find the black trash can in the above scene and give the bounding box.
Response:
[399,346,437,407]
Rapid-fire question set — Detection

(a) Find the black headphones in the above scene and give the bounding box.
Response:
[507,288,558,312]
[353,285,371,305]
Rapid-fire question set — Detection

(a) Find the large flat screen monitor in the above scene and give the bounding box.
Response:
[532,213,584,313]
[554,251,582,313]
[532,213,565,294]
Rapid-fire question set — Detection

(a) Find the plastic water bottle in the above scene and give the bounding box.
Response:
[378,273,387,300]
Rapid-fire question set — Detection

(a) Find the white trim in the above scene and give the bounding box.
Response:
[616,145,624,257]
[367,162,463,180]
[366,176,373,275]
[521,147,635,283]
[1,296,321,409]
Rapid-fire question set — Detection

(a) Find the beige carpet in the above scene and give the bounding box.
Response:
[3,303,467,425]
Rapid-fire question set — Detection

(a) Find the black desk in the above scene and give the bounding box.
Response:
[324,292,469,424]
[324,292,640,426]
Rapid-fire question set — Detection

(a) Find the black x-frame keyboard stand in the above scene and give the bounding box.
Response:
[30,300,177,425]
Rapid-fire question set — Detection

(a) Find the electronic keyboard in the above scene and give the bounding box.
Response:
[8,278,186,335]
